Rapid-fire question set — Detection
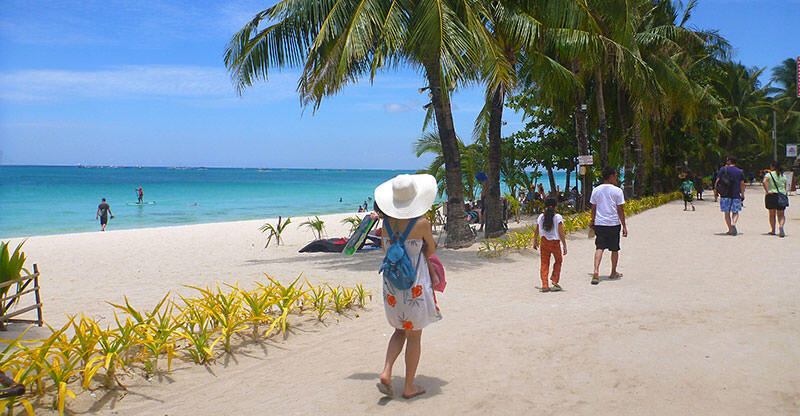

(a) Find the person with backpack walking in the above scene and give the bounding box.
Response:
[373,174,441,400]
[533,197,567,292]
[762,161,789,237]
[714,156,747,235]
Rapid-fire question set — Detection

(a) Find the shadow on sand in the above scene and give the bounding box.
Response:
[346,372,448,405]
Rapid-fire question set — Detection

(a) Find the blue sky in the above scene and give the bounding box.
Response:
[0,0,798,169]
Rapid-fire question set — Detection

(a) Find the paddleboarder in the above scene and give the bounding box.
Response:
[136,187,144,204]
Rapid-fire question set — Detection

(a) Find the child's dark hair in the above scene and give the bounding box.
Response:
[543,197,557,232]
[771,161,784,174]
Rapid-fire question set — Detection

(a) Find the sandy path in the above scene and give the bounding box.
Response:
[5,186,799,415]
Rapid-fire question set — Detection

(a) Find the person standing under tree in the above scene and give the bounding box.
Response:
[714,156,746,236]
[589,167,627,285]
[96,198,114,231]
[680,175,696,211]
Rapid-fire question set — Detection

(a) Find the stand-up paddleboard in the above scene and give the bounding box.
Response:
[127,201,156,206]
[343,215,377,256]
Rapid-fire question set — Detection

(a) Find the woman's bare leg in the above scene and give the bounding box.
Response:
[769,209,776,233]
[404,329,424,396]
[380,329,406,388]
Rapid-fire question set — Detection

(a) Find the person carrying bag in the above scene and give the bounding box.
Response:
[373,174,441,400]
[762,161,789,237]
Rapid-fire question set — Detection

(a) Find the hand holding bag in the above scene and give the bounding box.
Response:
[428,255,446,292]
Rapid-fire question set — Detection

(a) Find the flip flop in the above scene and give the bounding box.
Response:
[402,387,426,400]
[551,284,562,292]
[767,231,776,235]
[591,275,599,285]
[609,273,623,280]
[540,287,550,293]
[376,382,394,397]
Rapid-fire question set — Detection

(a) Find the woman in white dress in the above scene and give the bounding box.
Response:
[374,174,442,399]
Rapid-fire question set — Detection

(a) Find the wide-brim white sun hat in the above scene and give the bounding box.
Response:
[374,174,437,219]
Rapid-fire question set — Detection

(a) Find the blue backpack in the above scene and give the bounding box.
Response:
[379,217,420,290]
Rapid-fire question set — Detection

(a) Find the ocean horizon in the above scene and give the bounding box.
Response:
[1,165,568,238]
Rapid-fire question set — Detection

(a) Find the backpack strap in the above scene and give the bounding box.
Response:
[400,217,420,242]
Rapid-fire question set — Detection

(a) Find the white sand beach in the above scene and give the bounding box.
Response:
[4,185,800,415]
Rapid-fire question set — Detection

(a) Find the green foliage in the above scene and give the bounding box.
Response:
[0,240,30,313]
[0,276,369,414]
[259,216,292,248]
[478,192,680,257]
[299,216,326,240]
[340,216,363,235]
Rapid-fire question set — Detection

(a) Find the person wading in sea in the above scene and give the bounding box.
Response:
[96,198,114,231]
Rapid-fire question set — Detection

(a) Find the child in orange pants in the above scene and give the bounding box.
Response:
[533,198,568,292]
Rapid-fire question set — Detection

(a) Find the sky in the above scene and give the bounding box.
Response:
[0,0,798,170]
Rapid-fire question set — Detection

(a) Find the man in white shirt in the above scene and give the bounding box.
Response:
[589,166,628,285]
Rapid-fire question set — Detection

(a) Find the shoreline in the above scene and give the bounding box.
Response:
[0,210,369,240]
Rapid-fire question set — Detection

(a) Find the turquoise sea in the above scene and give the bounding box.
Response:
[0,166,569,238]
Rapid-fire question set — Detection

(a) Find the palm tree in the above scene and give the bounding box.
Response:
[474,0,578,237]
[709,61,772,153]
[414,131,485,201]
[224,0,488,247]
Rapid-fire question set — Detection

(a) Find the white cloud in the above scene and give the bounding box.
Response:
[0,66,299,102]
[384,102,415,113]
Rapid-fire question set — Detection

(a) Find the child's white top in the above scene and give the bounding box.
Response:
[537,213,563,241]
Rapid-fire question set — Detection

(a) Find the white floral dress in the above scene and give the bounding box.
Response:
[382,238,442,331]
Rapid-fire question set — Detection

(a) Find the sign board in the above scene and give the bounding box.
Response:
[788,144,798,158]
[578,155,594,165]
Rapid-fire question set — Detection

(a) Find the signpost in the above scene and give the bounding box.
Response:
[787,144,798,158]
[578,155,594,165]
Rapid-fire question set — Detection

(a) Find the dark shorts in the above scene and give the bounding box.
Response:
[765,193,785,211]
[683,193,694,202]
[100,216,108,225]
[594,225,621,251]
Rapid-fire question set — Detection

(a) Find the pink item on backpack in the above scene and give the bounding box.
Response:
[429,255,446,292]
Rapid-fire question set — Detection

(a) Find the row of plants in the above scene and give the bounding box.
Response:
[260,216,330,247]
[0,275,371,415]
[478,192,681,257]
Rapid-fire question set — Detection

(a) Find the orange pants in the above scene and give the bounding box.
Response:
[540,238,562,288]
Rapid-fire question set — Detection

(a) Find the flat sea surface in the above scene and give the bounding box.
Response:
[0,166,569,238]
[0,166,418,238]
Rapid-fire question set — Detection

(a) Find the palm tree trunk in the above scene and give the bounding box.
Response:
[564,166,571,193]
[652,128,662,193]
[485,84,505,238]
[617,85,633,198]
[572,62,591,211]
[545,164,558,203]
[632,114,645,197]
[595,69,609,168]
[425,64,473,247]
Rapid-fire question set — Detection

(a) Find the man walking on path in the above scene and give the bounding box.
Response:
[714,156,746,235]
[96,198,114,231]
[589,167,627,285]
